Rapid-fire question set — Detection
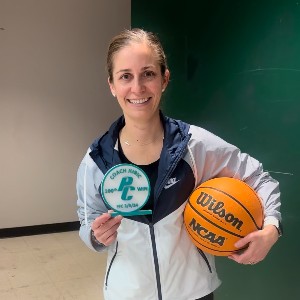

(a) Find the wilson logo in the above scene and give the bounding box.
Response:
[189,218,225,246]
[196,191,243,230]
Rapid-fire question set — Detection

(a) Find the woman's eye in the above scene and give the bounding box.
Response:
[120,73,131,80]
[144,71,156,78]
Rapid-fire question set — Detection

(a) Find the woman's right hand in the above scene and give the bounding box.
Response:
[91,213,123,246]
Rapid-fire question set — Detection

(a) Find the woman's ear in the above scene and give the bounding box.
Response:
[162,69,170,92]
[108,77,116,97]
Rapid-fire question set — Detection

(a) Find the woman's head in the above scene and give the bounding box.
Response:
[107,28,168,83]
[106,28,170,122]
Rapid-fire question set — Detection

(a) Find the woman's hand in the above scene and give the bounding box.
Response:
[91,213,123,246]
[228,225,279,265]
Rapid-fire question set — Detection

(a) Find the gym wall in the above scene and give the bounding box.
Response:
[132,0,299,299]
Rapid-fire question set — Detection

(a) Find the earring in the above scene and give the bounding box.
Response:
[112,93,116,97]
[162,89,165,92]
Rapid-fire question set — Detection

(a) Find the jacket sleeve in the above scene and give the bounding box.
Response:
[76,149,109,252]
[189,125,282,225]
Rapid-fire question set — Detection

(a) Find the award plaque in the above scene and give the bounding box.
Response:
[101,164,152,217]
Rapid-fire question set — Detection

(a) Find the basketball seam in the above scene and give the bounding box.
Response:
[236,179,264,222]
[198,186,262,230]
[187,200,245,238]
[184,223,245,254]
[227,178,264,213]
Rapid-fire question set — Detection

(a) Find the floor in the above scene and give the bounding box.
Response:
[0,231,108,299]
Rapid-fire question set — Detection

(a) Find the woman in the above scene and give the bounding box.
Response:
[76,28,282,300]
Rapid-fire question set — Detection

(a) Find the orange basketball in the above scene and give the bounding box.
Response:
[183,177,264,256]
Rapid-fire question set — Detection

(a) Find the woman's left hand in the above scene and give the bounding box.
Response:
[228,225,279,265]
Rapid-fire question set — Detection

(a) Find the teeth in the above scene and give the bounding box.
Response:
[128,98,149,104]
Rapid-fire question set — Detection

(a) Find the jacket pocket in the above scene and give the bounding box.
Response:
[197,248,212,273]
[105,242,119,288]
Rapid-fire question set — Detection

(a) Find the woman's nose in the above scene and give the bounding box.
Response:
[131,78,145,94]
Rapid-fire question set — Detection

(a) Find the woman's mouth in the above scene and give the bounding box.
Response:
[127,97,151,104]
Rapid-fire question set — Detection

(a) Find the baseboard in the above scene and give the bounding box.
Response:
[0,221,80,238]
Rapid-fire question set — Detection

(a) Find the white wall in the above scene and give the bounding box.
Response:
[0,0,131,228]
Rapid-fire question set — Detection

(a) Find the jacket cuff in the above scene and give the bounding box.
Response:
[263,216,280,227]
[79,226,107,252]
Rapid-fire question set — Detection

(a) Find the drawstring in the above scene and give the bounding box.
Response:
[83,155,88,226]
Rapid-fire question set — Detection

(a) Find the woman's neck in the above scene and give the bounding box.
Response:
[121,116,164,147]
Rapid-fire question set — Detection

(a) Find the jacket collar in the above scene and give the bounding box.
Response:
[89,112,191,178]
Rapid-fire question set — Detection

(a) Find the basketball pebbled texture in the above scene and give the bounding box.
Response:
[184,177,264,256]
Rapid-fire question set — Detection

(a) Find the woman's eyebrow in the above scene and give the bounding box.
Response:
[116,65,156,74]
[116,68,131,74]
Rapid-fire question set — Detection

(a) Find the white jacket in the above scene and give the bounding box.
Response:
[76,114,281,300]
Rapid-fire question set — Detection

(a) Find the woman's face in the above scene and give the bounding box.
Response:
[108,42,169,122]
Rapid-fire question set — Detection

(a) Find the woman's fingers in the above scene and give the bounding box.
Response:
[91,214,123,246]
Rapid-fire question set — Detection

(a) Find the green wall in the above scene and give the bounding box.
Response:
[132,1,299,299]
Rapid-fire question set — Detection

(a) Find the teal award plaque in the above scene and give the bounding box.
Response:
[100,164,152,217]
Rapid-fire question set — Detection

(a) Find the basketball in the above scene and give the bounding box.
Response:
[183,177,264,256]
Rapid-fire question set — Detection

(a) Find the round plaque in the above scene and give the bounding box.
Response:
[101,164,151,216]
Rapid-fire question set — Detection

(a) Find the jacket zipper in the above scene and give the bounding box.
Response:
[105,242,118,289]
[149,223,163,300]
[148,134,191,299]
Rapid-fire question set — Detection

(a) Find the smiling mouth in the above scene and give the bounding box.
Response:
[127,97,151,104]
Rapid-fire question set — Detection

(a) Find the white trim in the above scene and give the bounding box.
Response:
[187,145,198,189]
